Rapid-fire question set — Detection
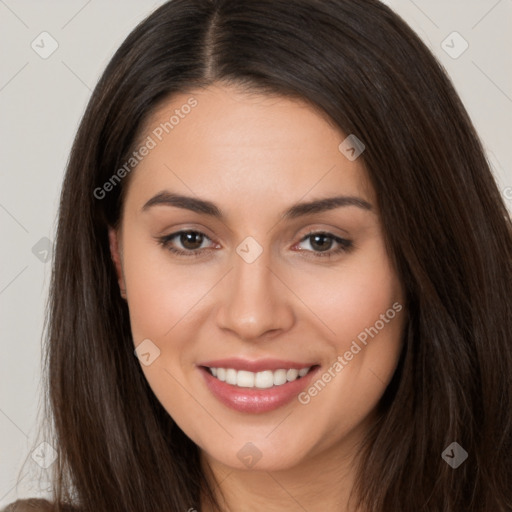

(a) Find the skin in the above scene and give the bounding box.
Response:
[109,83,406,511]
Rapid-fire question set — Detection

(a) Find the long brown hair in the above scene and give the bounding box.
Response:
[37,0,512,510]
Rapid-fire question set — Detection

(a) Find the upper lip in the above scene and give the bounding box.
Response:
[198,358,316,372]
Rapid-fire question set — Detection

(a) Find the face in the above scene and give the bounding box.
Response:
[109,83,406,472]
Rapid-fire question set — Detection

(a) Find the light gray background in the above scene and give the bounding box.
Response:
[1,0,511,505]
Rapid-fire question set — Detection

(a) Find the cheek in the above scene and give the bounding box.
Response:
[288,238,405,420]
[287,238,403,351]
[122,232,215,343]
[296,248,405,432]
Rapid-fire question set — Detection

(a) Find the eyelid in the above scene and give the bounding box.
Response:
[155,222,217,239]
[293,222,351,238]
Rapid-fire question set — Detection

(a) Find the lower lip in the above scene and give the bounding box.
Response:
[199,366,319,414]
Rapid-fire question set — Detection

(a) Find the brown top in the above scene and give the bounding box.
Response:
[1,499,77,512]
[1,500,52,511]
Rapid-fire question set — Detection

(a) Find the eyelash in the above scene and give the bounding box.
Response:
[156,230,353,260]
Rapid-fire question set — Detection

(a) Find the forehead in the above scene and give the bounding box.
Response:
[124,83,374,212]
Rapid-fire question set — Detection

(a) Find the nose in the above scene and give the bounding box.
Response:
[214,246,295,342]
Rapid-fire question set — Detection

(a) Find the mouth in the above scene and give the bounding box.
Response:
[198,359,320,413]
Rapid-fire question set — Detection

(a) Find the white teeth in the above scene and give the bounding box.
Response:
[286,368,299,381]
[273,369,287,386]
[237,370,255,388]
[208,366,312,388]
[226,368,237,385]
[216,368,226,382]
[255,370,274,389]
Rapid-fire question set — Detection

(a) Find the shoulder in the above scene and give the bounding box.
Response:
[1,499,78,512]
[1,500,53,511]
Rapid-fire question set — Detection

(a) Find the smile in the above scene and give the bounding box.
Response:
[207,367,312,388]
[198,359,319,413]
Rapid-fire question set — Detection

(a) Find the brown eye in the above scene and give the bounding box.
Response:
[157,230,215,258]
[179,231,205,250]
[309,233,334,252]
[296,232,353,259]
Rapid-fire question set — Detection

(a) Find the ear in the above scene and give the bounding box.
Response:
[108,226,127,298]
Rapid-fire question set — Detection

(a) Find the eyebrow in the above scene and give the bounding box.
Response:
[141,191,373,219]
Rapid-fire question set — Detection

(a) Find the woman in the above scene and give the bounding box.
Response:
[5,0,511,510]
